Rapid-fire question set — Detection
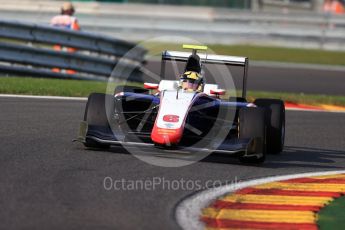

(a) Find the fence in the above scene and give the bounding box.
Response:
[74,0,315,10]
[92,0,252,9]
[0,20,147,81]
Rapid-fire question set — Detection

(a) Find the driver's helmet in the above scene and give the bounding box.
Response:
[179,71,204,92]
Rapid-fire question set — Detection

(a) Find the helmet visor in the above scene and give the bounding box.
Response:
[181,79,200,91]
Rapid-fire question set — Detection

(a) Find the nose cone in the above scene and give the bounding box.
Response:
[151,90,196,146]
[151,126,183,145]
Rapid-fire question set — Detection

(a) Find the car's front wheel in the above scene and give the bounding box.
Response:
[83,93,113,149]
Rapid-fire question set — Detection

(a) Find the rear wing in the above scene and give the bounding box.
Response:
[160,50,249,98]
[162,50,248,67]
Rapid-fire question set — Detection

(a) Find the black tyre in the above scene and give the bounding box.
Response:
[238,107,266,164]
[114,85,148,95]
[254,99,285,154]
[83,93,114,149]
[228,97,247,103]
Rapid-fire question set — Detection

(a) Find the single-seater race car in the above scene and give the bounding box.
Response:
[77,45,285,163]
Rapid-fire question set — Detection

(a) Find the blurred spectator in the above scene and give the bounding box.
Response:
[50,2,80,74]
[323,0,345,14]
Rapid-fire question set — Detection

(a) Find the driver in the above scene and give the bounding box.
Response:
[179,71,204,92]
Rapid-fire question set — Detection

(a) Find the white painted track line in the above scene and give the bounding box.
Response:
[0,94,87,101]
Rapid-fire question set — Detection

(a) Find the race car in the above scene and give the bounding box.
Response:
[77,45,285,163]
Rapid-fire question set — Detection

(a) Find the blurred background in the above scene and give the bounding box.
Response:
[1,0,344,50]
[0,0,344,102]
[69,0,328,10]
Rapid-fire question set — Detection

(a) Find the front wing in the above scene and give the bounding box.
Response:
[77,121,264,158]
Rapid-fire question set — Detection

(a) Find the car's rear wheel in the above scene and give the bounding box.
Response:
[114,85,148,95]
[238,107,266,164]
[83,93,113,149]
[228,97,247,102]
[254,99,285,154]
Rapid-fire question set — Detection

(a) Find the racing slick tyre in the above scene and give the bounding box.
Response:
[254,99,285,154]
[114,85,149,95]
[83,93,113,149]
[228,97,247,103]
[238,107,266,164]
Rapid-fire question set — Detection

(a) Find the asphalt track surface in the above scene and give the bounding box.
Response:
[1,97,345,230]
[145,61,345,96]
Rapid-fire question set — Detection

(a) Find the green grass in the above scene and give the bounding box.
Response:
[318,196,345,230]
[142,42,345,66]
[0,77,108,97]
[1,77,345,106]
[210,45,345,66]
